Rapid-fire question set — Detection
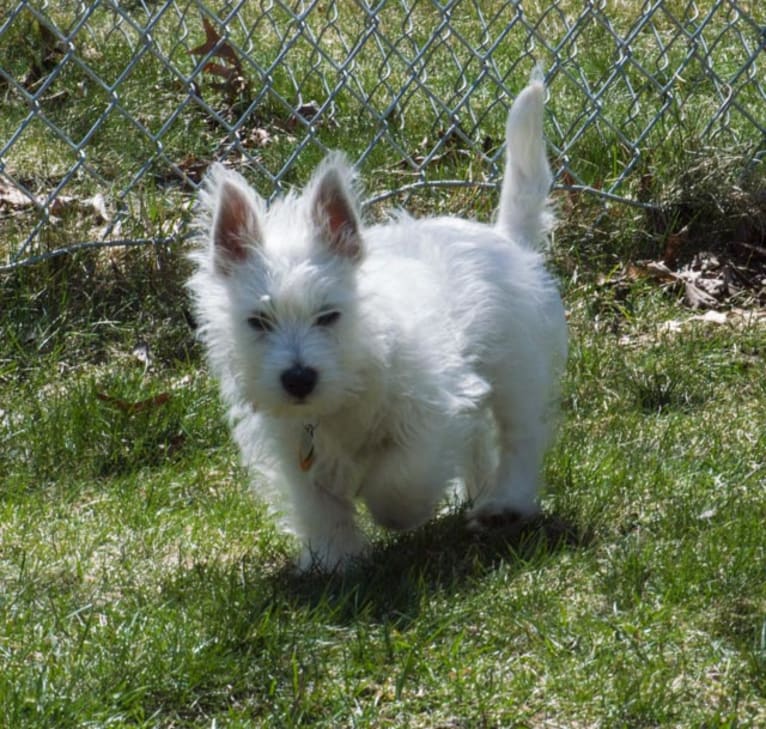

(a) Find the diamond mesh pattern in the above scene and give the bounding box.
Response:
[1,0,763,269]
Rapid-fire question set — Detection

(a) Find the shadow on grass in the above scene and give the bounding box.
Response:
[139,511,590,721]
[266,509,591,626]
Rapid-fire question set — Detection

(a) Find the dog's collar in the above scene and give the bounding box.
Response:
[299,422,317,472]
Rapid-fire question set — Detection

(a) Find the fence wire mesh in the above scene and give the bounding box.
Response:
[1,1,764,270]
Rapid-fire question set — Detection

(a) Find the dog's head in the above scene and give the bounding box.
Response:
[191,154,370,417]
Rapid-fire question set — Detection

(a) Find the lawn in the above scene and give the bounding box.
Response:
[2,244,764,727]
[1,2,765,727]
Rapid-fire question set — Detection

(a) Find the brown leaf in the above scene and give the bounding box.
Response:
[48,196,77,216]
[560,170,576,188]
[628,260,677,284]
[638,170,654,202]
[189,16,249,106]
[202,62,237,80]
[97,392,171,414]
[295,101,321,121]
[623,263,646,282]
[176,156,209,183]
[285,101,322,130]
[1,181,111,226]
[190,16,243,75]
[557,170,581,210]
[662,224,689,267]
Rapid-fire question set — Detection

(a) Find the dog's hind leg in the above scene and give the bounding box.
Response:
[463,411,497,507]
[466,377,551,529]
[361,436,456,532]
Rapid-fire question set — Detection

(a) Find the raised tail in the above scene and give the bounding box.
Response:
[496,79,553,250]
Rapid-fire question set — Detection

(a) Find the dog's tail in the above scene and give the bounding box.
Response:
[496,76,553,250]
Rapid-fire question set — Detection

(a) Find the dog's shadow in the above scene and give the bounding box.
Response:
[267,510,590,626]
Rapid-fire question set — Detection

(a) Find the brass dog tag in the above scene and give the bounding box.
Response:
[299,424,316,471]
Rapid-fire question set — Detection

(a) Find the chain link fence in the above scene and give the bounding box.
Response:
[1,0,764,270]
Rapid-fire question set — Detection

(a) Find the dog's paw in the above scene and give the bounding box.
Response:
[466,500,541,533]
[296,534,368,574]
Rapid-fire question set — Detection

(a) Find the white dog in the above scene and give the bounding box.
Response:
[187,79,567,571]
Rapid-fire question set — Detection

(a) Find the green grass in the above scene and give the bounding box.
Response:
[2,2,766,727]
[1,248,765,728]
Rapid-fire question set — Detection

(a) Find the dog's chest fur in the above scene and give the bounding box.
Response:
[306,368,433,497]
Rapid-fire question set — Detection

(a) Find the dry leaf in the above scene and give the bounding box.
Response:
[643,260,678,283]
[287,100,321,129]
[659,308,765,334]
[0,180,36,209]
[190,16,243,73]
[85,193,109,223]
[97,392,170,414]
[1,181,110,225]
[189,15,247,105]
[683,280,719,309]
[201,62,236,80]
[662,225,688,267]
[733,241,766,261]
[247,127,272,147]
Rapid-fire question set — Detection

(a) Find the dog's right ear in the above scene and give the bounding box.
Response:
[310,154,363,262]
[208,166,262,275]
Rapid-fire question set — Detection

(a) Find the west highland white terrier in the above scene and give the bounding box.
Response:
[187,79,568,571]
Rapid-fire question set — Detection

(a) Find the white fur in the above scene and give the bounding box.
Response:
[187,80,567,571]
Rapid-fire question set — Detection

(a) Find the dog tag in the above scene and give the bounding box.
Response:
[299,424,316,471]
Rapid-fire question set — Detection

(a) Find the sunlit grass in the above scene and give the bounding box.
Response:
[1,2,765,727]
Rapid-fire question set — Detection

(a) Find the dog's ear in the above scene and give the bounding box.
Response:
[311,156,363,261]
[209,168,262,275]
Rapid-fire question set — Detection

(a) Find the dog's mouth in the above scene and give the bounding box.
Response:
[281,392,322,414]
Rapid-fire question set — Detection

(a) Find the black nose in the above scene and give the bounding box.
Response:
[280,364,318,400]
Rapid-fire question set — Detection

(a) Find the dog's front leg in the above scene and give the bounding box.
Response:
[285,472,367,572]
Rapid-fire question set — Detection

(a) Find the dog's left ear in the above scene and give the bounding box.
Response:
[311,156,363,262]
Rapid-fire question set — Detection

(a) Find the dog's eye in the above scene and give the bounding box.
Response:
[247,313,274,332]
[315,310,341,327]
